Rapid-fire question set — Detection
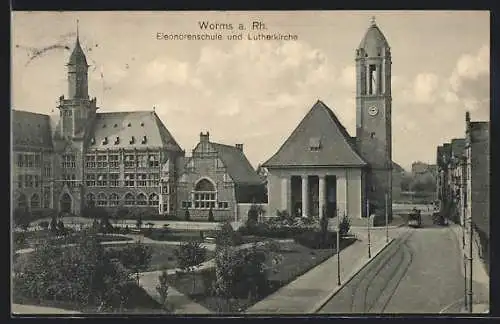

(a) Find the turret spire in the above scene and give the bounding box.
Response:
[76,19,79,42]
[370,16,376,26]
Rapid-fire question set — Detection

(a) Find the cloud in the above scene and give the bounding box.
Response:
[412,73,439,104]
[340,65,356,88]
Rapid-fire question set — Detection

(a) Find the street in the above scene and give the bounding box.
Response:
[318,213,466,314]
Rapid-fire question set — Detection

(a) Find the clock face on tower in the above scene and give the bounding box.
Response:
[368,105,379,116]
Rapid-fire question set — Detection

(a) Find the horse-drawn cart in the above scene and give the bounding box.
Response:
[408,208,422,228]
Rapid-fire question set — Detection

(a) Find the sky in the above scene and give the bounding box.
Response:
[11,11,490,171]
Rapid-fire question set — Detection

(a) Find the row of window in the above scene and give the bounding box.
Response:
[85,173,161,187]
[87,192,159,207]
[16,153,42,168]
[17,191,50,209]
[16,175,41,188]
[61,154,76,168]
[181,201,229,209]
[85,154,160,169]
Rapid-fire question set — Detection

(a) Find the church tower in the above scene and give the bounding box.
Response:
[57,21,97,139]
[355,17,392,219]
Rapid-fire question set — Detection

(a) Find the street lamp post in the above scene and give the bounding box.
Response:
[468,216,473,313]
[385,193,389,243]
[367,199,371,258]
[337,210,341,285]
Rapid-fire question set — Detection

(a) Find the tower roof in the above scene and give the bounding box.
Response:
[358,17,390,56]
[68,22,88,66]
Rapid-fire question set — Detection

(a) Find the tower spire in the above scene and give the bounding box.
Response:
[370,16,376,26]
[76,19,79,41]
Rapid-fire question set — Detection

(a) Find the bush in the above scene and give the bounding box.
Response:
[156,271,169,310]
[208,208,214,222]
[216,222,243,246]
[294,230,337,249]
[339,214,351,236]
[185,209,190,221]
[39,221,50,231]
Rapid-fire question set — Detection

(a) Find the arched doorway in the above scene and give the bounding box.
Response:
[60,193,72,213]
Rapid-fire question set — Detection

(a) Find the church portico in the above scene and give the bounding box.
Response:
[267,167,363,219]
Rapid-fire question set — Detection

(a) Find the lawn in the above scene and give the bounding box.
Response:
[13,231,133,251]
[166,237,357,313]
[104,243,215,272]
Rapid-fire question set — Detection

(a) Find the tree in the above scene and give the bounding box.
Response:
[185,209,190,221]
[13,232,133,309]
[49,215,58,234]
[136,216,143,230]
[39,221,50,231]
[14,208,31,231]
[174,240,207,294]
[247,203,265,227]
[156,271,169,311]
[339,213,351,236]
[118,241,152,285]
[208,207,214,222]
[319,207,329,245]
[216,221,240,247]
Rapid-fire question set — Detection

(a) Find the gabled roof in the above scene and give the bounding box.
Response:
[211,142,263,185]
[262,100,367,168]
[88,111,183,151]
[392,161,405,173]
[12,110,53,150]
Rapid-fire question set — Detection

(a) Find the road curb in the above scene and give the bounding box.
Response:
[309,237,397,313]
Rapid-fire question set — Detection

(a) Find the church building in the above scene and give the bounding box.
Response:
[263,18,393,219]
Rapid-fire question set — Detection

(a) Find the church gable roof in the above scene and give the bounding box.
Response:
[263,100,367,168]
[88,111,183,151]
[12,110,53,150]
[210,142,263,185]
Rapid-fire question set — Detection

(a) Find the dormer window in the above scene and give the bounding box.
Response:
[141,136,147,144]
[102,137,108,145]
[114,137,120,145]
[130,136,135,144]
[309,137,321,151]
[127,123,131,127]
[90,137,95,145]
[140,122,144,127]
[103,124,106,128]
[114,124,118,128]
[370,132,376,139]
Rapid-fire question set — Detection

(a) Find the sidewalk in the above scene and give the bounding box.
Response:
[245,230,398,314]
[448,224,490,313]
[12,303,81,315]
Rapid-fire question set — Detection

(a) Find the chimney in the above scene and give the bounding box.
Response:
[200,131,210,143]
[235,144,243,152]
[466,111,471,124]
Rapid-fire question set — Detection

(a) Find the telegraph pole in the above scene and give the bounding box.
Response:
[385,193,389,243]
[337,210,341,285]
[367,199,371,258]
[468,215,473,313]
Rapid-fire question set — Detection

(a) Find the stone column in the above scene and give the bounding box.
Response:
[319,175,326,218]
[301,175,308,217]
[336,173,348,218]
[281,177,288,211]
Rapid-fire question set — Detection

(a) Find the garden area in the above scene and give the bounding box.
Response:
[164,207,356,313]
